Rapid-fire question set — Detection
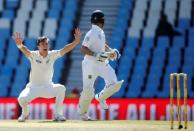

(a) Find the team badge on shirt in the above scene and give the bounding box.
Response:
[36,59,42,63]
[46,59,50,64]
[88,75,92,79]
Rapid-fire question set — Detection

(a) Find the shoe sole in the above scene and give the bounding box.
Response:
[18,120,25,122]
[53,119,66,122]
[82,118,93,121]
[53,120,66,122]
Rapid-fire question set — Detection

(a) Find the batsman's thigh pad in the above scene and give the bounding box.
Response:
[98,80,124,101]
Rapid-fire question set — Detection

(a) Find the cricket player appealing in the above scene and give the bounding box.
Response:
[12,28,81,122]
[78,10,124,120]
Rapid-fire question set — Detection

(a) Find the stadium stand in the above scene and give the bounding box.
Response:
[0,0,78,97]
[0,0,193,98]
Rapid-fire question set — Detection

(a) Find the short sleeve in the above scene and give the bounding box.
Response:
[50,50,61,60]
[82,32,93,48]
[27,51,37,62]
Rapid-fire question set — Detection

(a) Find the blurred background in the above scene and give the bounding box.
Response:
[0,0,194,120]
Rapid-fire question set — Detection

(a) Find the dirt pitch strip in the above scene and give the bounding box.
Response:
[0,120,193,131]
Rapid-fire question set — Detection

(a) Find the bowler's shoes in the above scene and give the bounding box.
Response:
[80,113,92,121]
[95,94,108,110]
[53,115,66,122]
[18,114,29,122]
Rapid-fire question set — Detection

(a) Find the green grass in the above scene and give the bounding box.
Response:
[0,120,193,131]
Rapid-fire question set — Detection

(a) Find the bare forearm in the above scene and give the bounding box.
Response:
[59,28,81,56]
[16,42,31,58]
[80,46,96,56]
[105,44,112,52]
[20,46,31,57]
[60,41,78,56]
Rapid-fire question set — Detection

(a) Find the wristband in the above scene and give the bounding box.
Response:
[17,44,24,49]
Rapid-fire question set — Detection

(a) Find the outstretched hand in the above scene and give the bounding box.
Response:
[12,32,23,46]
[74,28,81,44]
[12,32,31,57]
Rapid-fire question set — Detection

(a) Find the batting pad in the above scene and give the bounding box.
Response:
[98,80,124,101]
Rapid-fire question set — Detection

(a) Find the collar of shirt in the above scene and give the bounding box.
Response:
[92,24,103,32]
[37,51,49,59]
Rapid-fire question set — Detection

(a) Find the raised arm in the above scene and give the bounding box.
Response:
[12,32,31,58]
[60,28,81,56]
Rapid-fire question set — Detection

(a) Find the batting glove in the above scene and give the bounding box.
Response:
[94,52,108,62]
[106,48,121,61]
[113,48,121,60]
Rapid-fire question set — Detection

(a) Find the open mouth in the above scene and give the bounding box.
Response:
[43,49,48,51]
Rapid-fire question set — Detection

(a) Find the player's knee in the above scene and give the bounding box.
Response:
[56,84,66,95]
[18,97,27,106]
[106,80,124,92]
[60,85,66,91]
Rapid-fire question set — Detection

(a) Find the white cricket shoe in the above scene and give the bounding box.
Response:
[53,115,66,122]
[18,114,29,122]
[80,113,92,121]
[95,94,108,110]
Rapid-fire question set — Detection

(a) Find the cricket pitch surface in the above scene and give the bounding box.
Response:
[0,120,193,131]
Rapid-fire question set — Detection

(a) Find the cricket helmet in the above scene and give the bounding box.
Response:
[91,10,105,25]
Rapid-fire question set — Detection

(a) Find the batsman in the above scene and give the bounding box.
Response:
[78,10,124,120]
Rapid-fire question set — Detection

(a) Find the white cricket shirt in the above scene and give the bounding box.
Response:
[82,25,106,61]
[27,50,61,85]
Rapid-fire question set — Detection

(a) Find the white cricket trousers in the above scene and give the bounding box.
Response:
[79,58,117,114]
[18,83,66,117]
